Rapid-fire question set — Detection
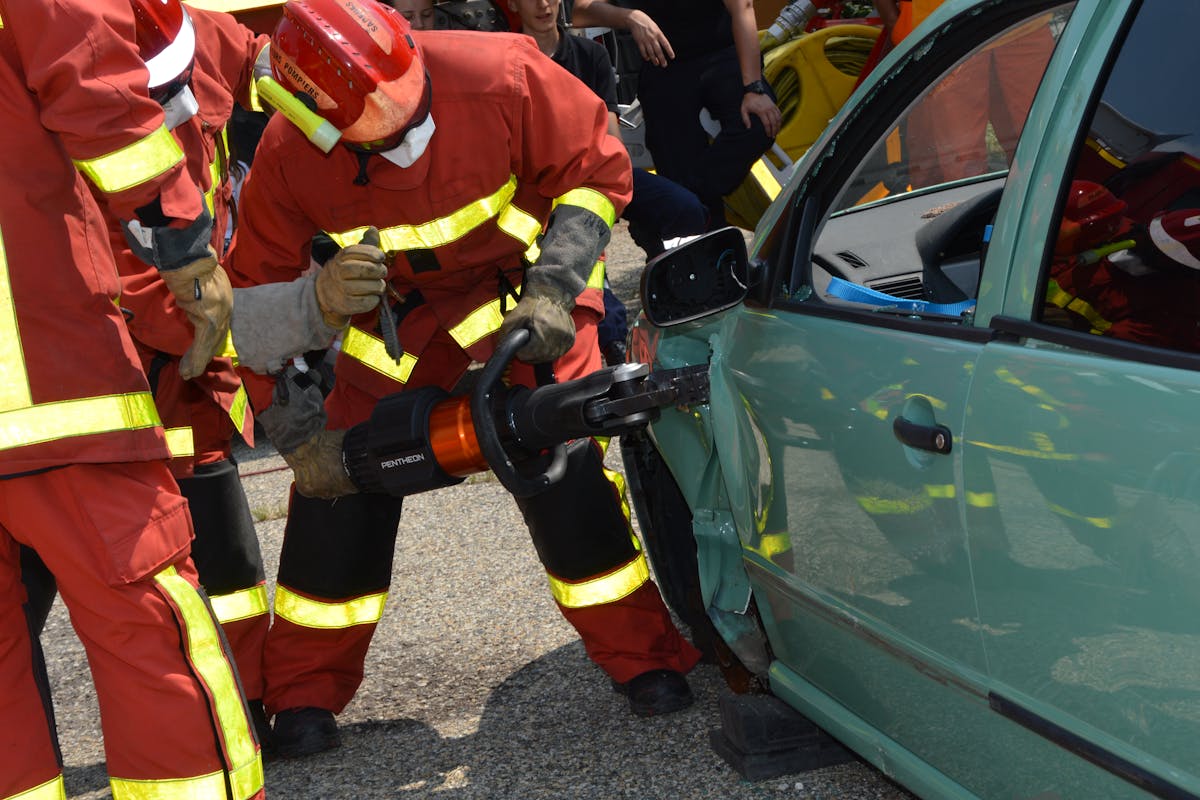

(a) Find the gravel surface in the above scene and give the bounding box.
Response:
[42,222,914,800]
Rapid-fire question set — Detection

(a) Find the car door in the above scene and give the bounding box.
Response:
[695,0,1080,794]
[963,3,1200,797]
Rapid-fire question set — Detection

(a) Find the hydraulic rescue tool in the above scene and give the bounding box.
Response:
[341,328,709,499]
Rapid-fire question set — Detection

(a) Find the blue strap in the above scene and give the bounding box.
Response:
[825,276,976,316]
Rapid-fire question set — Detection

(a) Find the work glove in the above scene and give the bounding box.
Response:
[123,205,233,380]
[315,226,389,329]
[498,275,577,364]
[158,247,234,380]
[257,366,358,499]
[500,203,612,363]
[284,429,357,499]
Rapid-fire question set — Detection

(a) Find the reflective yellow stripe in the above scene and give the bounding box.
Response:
[547,554,650,609]
[750,159,782,200]
[151,566,262,799]
[228,757,264,800]
[553,187,617,227]
[0,393,162,451]
[248,75,262,113]
[209,584,269,624]
[203,160,220,216]
[924,483,955,500]
[445,260,603,350]
[586,259,605,289]
[602,463,634,524]
[0,228,32,410]
[273,584,387,629]
[497,202,543,248]
[448,297,506,349]
[967,439,1080,461]
[110,760,263,800]
[329,175,522,252]
[164,426,194,459]
[323,177,600,273]
[73,126,184,194]
[218,329,238,359]
[340,327,418,383]
[1086,136,1126,170]
[203,127,230,217]
[227,384,249,433]
[967,491,996,508]
[745,530,791,559]
[111,770,227,800]
[1045,280,1112,334]
[1047,502,1114,529]
[856,493,931,515]
[9,775,65,800]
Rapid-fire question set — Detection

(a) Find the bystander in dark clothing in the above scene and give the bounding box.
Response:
[574,0,779,228]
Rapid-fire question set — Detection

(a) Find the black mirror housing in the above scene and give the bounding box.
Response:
[640,227,749,327]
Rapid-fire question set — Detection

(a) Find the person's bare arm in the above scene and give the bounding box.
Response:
[572,0,674,66]
[873,0,900,28]
[607,110,622,140]
[724,0,782,136]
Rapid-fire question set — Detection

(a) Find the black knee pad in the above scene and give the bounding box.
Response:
[514,439,639,581]
[180,460,265,596]
[278,491,403,597]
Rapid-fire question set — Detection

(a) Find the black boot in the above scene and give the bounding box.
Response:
[271,707,341,759]
[612,669,694,717]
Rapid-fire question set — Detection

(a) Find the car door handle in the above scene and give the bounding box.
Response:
[892,416,953,455]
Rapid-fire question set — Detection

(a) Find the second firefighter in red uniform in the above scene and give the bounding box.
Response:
[227,0,702,758]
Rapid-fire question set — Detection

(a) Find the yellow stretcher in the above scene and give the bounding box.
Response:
[724,23,881,230]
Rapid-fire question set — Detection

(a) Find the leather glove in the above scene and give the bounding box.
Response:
[158,248,234,380]
[315,226,388,329]
[284,429,358,499]
[498,277,576,364]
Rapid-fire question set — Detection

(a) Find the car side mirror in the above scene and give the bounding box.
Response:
[640,227,749,327]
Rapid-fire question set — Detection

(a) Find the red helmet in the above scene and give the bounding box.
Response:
[1148,210,1200,271]
[270,0,427,146]
[131,0,196,100]
[1055,180,1129,256]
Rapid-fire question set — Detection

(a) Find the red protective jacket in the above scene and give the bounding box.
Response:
[0,0,204,475]
[115,8,269,470]
[228,30,631,412]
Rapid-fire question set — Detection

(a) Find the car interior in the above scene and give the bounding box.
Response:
[812,176,1006,309]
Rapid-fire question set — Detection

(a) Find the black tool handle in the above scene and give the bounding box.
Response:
[471,328,568,497]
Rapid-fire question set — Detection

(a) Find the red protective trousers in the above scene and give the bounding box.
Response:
[0,463,261,798]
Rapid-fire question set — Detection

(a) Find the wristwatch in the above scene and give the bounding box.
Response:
[743,79,770,95]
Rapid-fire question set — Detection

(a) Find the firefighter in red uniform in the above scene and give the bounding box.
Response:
[19,0,284,743]
[0,0,267,796]
[1047,180,1200,351]
[226,0,702,757]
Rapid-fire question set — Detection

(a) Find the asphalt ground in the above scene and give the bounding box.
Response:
[41,222,915,800]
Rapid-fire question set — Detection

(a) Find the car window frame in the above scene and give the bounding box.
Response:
[749,0,1077,346]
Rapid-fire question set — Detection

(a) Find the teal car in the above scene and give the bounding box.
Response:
[623,1,1200,798]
